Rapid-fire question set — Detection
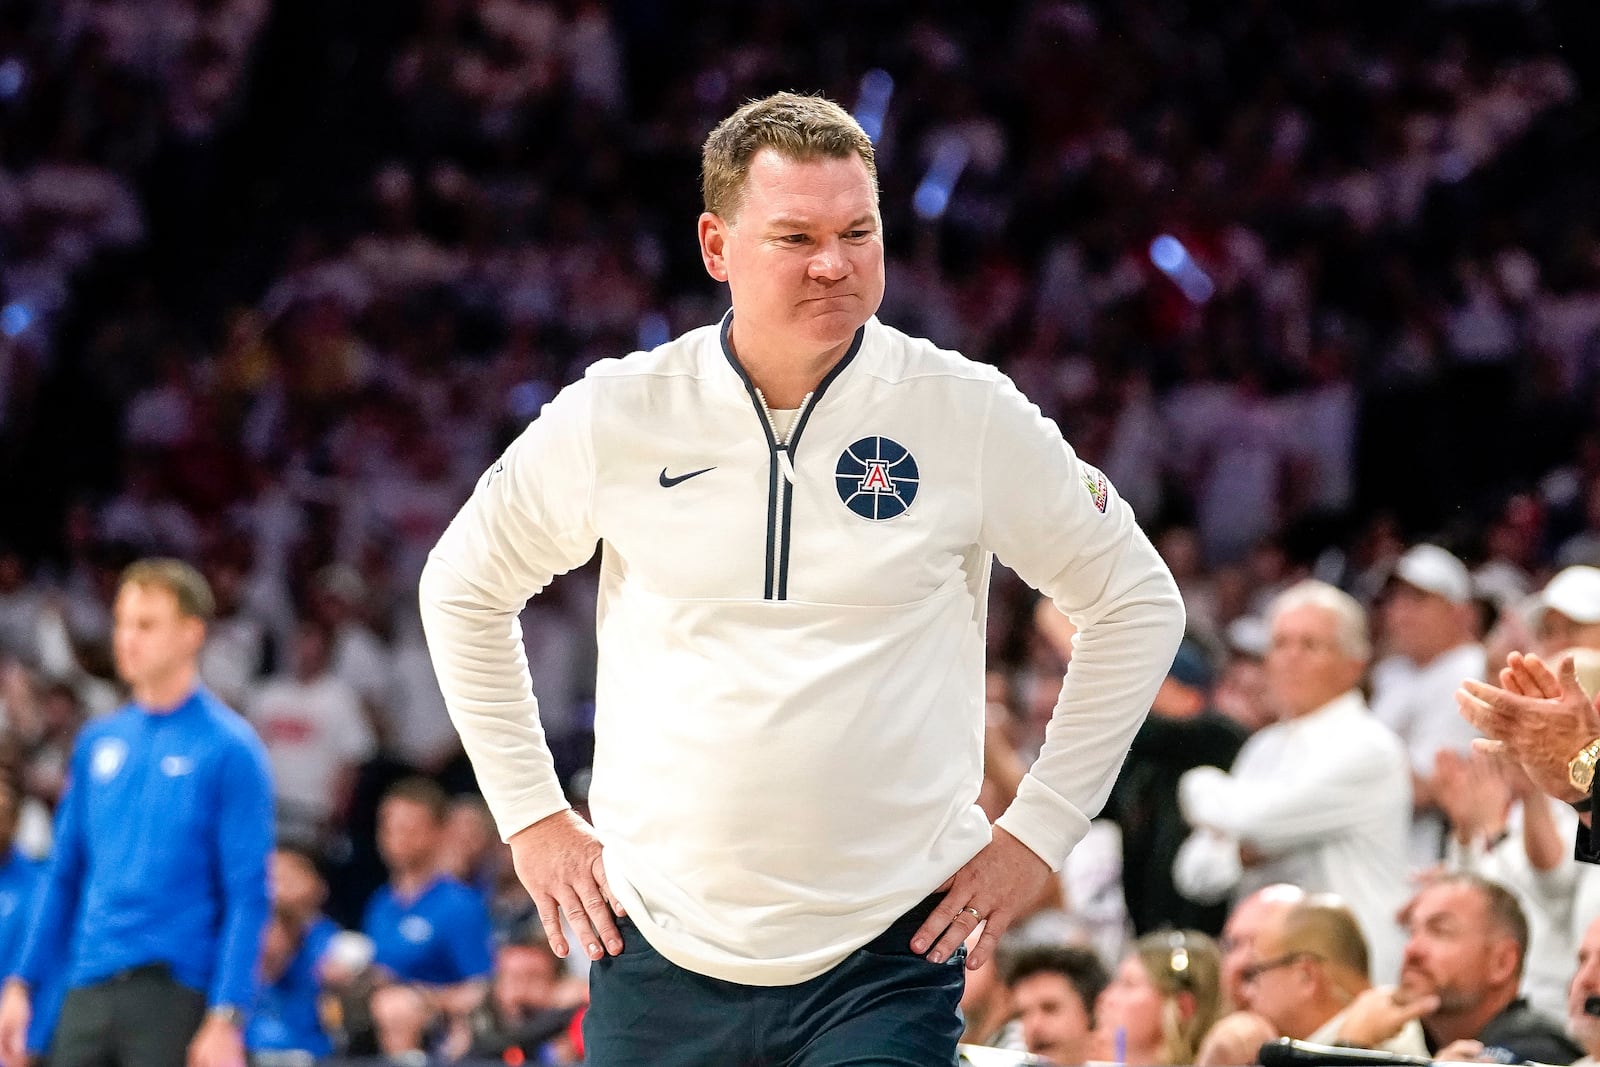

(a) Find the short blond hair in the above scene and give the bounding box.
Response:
[120,558,215,622]
[701,92,878,222]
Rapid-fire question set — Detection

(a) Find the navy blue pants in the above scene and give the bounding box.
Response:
[584,897,966,1066]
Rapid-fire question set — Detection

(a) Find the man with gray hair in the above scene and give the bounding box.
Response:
[419,92,1185,1064]
[1175,579,1412,982]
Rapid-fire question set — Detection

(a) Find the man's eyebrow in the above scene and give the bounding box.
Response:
[766,214,877,231]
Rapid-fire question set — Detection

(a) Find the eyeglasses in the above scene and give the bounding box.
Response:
[1240,951,1318,984]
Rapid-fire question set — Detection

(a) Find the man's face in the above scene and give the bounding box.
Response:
[699,148,885,364]
[493,944,560,1021]
[1013,971,1093,1065]
[1265,605,1362,719]
[1537,610,1600,658]
[1568,917,1600,1055]
[1382,584,1458,663]
[271,849,326,916]
[112,582,203,695]
[377,797,441,875]
[1239,917,1313,1037]
[1399,884,1505,1015]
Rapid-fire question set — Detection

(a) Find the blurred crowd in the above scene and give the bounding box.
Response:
[3,0,1600,1061]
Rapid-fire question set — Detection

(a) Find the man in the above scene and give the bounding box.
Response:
[1002,944,1108,1066]
[1458,651,1600,864]
[0,558,274,1067]
[247,617,375,840]
[1534,566,1600,656]
[1335,873,1579,1064]
[1105,639,1248,937]
[465,926,580,1062]
[1238,895,1427,1055]
[1571,914,1600,1067]
[1218,884,1306,1012]
[363,779,493,1016]
[418,92,1184,1064]
[1174,580,1411,982]
[1369,543,1486,865]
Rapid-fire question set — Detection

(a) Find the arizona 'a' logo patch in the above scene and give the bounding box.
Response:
[1082,467,1109,513]
[836,437,919,520]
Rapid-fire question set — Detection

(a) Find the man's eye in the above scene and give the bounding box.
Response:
[780,234,808,244]
[845,230,871,240]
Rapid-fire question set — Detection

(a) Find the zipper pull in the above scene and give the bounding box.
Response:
[777,446,796,484]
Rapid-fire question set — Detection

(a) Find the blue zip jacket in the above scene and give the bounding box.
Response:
[12,687,274,1011]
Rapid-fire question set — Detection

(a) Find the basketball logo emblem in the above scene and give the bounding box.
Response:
[835,437,919,520]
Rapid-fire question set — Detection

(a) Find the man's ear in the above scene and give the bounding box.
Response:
[699,212,730,282]
[1486,936,1520,989]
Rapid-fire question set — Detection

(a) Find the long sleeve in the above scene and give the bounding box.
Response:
[208,734,274,1009]
[420,379,601,841]
[13,748,86,990]
[978,373,1186,869]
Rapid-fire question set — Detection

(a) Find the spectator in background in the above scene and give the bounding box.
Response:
[248,617,374,842]
[437,793,500,896]
[1105,638,1248,938]
[1236,896,1426,1055]
[1002,943,1109,1066]
[1175,580,1412,983]
[1368,544,1487,867]
[363,778,492,1024]
[247,905,332,1061]
[463,926,583,1063]
[1093,930,1224,1067]
[1217,884,1307,1013]
[1336,873,1580,1064]
[0,558,274,1067]
[1534,566,1600,656]
[1571,914,1600,1067]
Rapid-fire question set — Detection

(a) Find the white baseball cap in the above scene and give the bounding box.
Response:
[1392,544,1472,605]
[1538,565,1600,626]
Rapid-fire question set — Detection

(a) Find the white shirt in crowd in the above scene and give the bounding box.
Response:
[1176,689,1412,983]
[247,671,375,823]
[1369,641,1486,865]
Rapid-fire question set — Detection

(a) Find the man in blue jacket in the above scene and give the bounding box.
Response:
[0,558,275,1067]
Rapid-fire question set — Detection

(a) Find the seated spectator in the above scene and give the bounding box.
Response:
[1239,895,1427,1054]
[1001,943,1109,1066]
[1369,543,1486,867]
[437,793,499,896]
[1534,566,1600,656]
[247,617,375,841]
[959,944,1025,1053]
[463,925,582,1062]
[247,904,331,1059]
[1175,580,1411,982]
[1105,638,1249,939]
[363,778,492,1021]
[1571,914,1600,1067]
[1092,930,1224,1066]
[1336,873,1580,1064]
[1217,884,1306,1012]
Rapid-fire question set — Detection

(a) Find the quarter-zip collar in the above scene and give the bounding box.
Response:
[719,311,865,599]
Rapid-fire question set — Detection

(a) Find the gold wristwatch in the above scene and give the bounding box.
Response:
[1571,737,1600,793]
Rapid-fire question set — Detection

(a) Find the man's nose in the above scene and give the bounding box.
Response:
[809,239,850,279]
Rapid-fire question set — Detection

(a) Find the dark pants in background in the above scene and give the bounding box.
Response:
[49,964,207,1067]
[585,897,966,1067]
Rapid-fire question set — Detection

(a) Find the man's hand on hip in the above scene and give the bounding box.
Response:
[909,826,1051,972]
[509,808,625,961]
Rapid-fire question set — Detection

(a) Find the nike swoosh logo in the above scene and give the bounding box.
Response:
[659,466,716,487]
